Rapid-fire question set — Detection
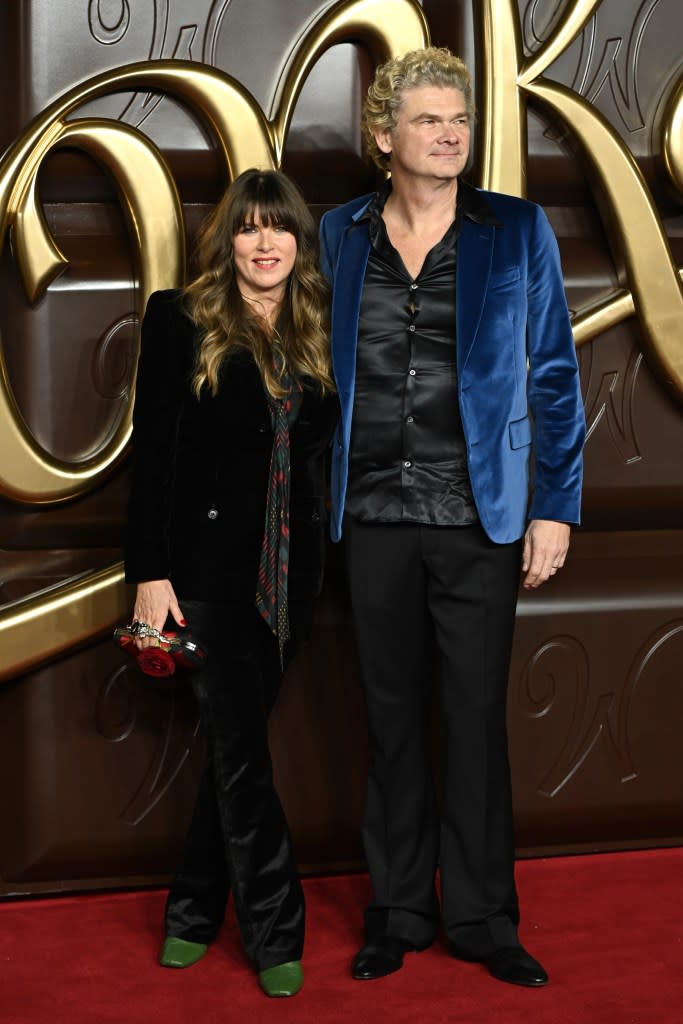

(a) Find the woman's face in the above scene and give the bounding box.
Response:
[233,208,297,307]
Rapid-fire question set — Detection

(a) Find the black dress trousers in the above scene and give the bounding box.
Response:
[163,599,310,972]
[344,518,523,957]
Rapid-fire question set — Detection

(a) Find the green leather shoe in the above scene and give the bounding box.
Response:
[258,960,303,997]
[159,936,208,968]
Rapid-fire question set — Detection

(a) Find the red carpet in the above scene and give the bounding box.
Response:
[2,848,681,1024]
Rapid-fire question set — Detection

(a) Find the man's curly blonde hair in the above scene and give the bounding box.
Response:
[362,47,474,172]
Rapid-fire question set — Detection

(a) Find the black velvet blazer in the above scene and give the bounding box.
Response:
[125,289,339,603]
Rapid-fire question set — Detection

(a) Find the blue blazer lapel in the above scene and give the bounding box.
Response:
[456,219,495,372]
[331,217,371,408]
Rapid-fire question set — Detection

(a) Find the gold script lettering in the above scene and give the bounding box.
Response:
[663,76,683,198]
[4,118,185,503]
[480,0,683,399]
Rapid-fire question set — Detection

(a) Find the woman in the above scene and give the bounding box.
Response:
[124,169,338,997]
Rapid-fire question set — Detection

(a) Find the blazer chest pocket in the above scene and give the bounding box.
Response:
[509,416,532,449]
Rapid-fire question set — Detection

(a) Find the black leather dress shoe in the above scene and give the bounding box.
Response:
[352,936,416,980]
[482,946,549,987]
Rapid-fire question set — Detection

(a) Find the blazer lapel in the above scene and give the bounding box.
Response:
[331,216,371,403]
[456,218,496,372]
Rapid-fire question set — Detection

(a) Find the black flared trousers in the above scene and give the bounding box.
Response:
[344,519,524,958]
[164,599,308,972]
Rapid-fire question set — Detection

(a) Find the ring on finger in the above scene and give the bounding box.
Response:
[131,620,162,640]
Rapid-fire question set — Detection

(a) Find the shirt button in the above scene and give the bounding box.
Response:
[408,324,416,332]
[403,460,412,468]
[409,369,416,376]
[406,415,414,423]
[208,506,219,520]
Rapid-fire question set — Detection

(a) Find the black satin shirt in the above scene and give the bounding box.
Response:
[345,182,479,525]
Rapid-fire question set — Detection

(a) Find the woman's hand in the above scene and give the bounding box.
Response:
[132,579,185,648]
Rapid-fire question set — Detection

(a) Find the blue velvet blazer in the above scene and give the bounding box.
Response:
[319,185,585,544]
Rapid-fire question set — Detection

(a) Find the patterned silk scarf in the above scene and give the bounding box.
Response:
[255,346,303,667]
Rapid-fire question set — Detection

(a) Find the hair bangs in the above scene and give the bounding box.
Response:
[234,174,300,236]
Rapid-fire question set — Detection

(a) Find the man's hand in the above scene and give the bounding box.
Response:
[132,579,185,648]
[521,519,570,590]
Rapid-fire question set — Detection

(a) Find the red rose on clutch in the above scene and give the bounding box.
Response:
[136,647,176,677]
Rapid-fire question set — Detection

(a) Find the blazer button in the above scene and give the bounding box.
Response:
[207,506,219,520]
[311,511,321,523]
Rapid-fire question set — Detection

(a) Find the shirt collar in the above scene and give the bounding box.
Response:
[357,178,501,228]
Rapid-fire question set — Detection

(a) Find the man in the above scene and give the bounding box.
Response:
[319,47,585,988]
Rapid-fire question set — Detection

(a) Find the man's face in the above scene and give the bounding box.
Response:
[374,85,471,183]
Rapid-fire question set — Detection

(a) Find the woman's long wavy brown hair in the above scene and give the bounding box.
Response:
[184,169,334,399]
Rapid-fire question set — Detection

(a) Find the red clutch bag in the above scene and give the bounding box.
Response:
[113,622,208,677]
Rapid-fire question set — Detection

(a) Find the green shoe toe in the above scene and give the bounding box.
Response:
[258,960,303,997]
[159,936,208,968]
